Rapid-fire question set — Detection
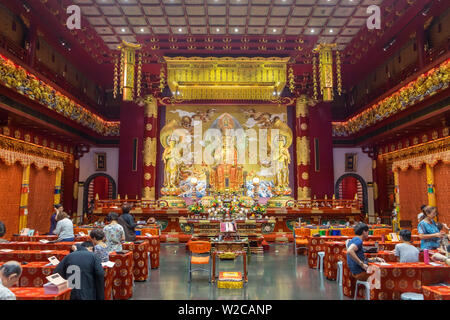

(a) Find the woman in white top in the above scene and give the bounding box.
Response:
[52,212,75,242]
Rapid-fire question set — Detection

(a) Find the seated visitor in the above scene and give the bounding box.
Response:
[436,222,450,253]
[54,243,104,300]
[0,261,22,300]
[89,229,109,263]
[417,206,444,250]
[347,223,385,281]
[118,204,137,242]
[103,212,125,252]
[52,211,75,242]
[49,204,63,235]
[0,221,9,243]
[394,229,419,263]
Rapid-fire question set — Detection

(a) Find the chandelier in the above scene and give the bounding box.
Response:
[113,41,142,101]
[312,43,342,102]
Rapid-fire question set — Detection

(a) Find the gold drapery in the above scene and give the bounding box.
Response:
[392,150,450,172]
[0,148,64,171]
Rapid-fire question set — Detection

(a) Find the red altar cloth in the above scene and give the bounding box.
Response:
[109,251,133,300]
[0,250,68,262]
[422,285,450,300]
[136,235,160,269]
[10,287,72,300]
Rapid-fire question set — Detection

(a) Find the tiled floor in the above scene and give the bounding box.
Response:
[132,243,348,300]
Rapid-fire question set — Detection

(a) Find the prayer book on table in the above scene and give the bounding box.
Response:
[47,256,60,266]
[44,274,68,295]
[220,222,236,233]
[101,261,115,268]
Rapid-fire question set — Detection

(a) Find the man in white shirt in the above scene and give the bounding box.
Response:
[0,261,22,300]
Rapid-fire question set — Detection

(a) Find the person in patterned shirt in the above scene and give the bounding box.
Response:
[0,261,22,300]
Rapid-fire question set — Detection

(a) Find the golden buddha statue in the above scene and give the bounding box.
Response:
[162,136,181,188]
[209,113,243,193]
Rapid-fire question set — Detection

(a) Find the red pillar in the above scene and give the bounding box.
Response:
[295,95,312,200]
[142,95,159,200]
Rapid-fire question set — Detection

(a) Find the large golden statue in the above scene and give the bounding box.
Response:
[267,119,294,207]
[159,119,186,207]
[209,113,243,192]
[273,135,291,187]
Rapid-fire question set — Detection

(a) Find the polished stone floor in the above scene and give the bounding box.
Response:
[132,243,349,300]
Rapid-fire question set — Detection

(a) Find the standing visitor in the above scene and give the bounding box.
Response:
[103,212,125,252]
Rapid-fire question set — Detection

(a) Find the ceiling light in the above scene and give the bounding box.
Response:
[329,29,333,33]
[273,29,277,32]
[140,28,145,32]
[234,28,239,32]
[178,28,182,32]
[121,28,126,32]
[216,28,220,32]
[311,29,315,33]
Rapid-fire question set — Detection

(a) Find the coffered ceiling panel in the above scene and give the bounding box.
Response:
[23,0,424,68]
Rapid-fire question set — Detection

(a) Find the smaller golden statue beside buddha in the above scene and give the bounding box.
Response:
[159,119,186,207]
[267,119,294,207]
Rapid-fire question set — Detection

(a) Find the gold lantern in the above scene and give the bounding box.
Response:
[113,41,142,101]
[312,43,342,102]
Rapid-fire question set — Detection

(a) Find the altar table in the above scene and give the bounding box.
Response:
[211,241,248,283]
[10,287,72,300]
[422,285,450,300]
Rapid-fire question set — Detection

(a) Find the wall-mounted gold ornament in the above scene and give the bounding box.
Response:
[144,173,151,180]
[302,172,309,180]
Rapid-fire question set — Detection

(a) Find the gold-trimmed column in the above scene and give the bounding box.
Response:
[393,169,401,224]
[19,165,30,231]
[426,164,436,207]
[142,95,158,200]
[54,167,62,205]
[295,95,312,200]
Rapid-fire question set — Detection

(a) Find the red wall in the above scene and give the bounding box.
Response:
[434,162,450,226]
[0,161,22,238]
[118,101,144,198]
[309,102,334,198]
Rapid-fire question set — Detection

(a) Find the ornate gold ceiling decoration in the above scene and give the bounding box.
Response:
[164,56,289,101]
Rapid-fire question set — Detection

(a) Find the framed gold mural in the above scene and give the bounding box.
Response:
[163,104,290,198]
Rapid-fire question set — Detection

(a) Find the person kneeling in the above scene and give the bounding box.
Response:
[347,223,385,281]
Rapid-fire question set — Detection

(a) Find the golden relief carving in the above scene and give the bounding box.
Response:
[142,186,156,200]
[302,172,309,180]
[297,187,311,200]
[164,56,289,101]
[333,59,450,137]
[142,95,158,118]
[146,123,153,131]
[143,137,156,167]
[296,136,310,166]
[0,55,119,136]
[382,136,450,163]
[144,173,151,180]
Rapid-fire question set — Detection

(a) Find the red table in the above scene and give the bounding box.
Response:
[0,250,69,262]
[342,260,450,300]
[1,261,114,300]
[10,287,72,300]
[422,285,450,300]
[109,251,133,300]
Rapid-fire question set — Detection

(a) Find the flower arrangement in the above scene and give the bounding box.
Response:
[188,204,204,214]
[251,204,266,214]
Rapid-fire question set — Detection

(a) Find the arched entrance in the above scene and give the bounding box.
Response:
[335,173,368,214]
[83,173,117,221]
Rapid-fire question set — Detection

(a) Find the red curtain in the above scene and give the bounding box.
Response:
[0,161,22,239]
[27,165,56,234]
[398,166,428,226]
[93,176,109,200]
[342,176,358,199]
[434,162,450,226]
